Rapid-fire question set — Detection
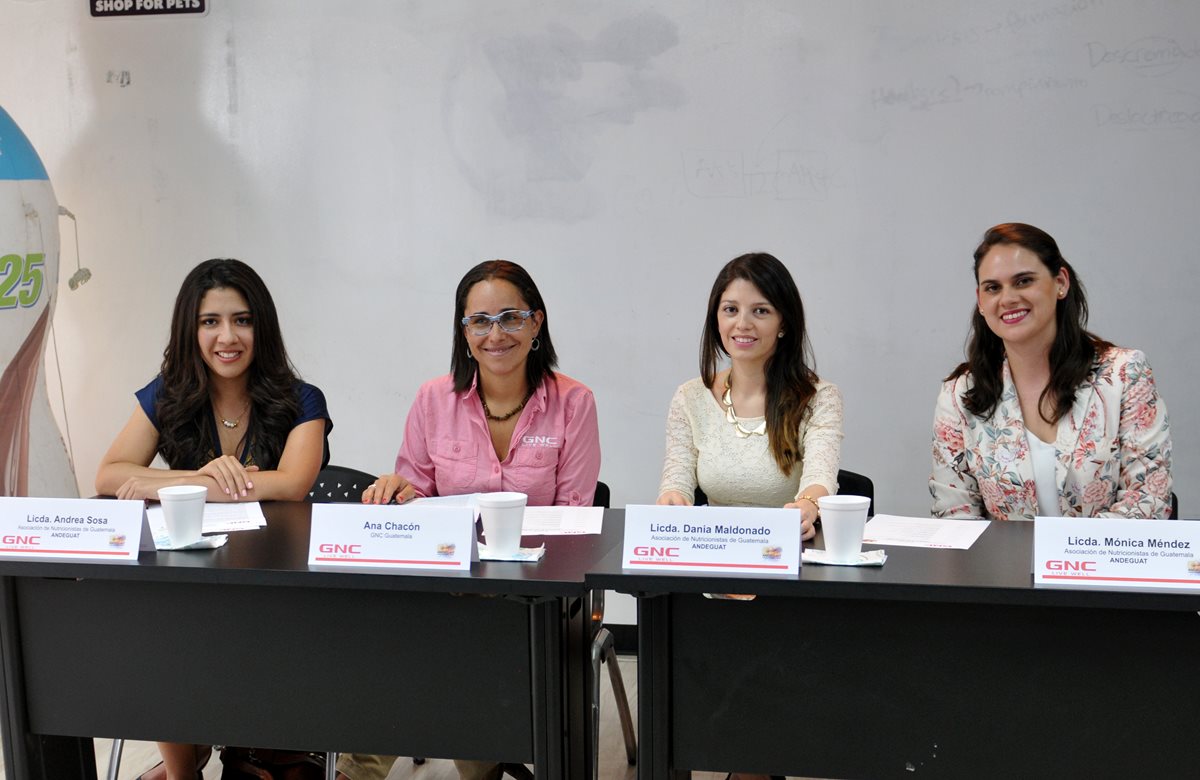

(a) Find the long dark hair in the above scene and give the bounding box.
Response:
[450,260,558,393]
[948,223,1112,423]
[157,259,301,469]
[701,252,818,475]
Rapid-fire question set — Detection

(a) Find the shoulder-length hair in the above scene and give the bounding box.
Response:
[948,223,1112,423]
[701,252,819,475]
[450,260,558,393]
[158,258,301,469]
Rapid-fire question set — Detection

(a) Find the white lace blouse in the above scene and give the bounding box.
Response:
[657,377,844,506]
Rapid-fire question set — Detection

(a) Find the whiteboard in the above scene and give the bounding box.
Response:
[2,0,1196,516]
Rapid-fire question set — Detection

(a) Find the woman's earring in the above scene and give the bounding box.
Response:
[531,337,541,352]
[777,331,785,339]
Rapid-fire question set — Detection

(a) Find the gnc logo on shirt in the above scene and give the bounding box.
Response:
[521,435,560,447]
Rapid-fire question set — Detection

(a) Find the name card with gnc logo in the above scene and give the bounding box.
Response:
[1034,516,1200,591]
[623,504,801,575]
[0,497,144,562]
[308,503,476,571]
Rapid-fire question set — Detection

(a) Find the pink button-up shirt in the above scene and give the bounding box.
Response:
[395,372,601,506]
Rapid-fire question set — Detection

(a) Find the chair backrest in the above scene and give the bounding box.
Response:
[1170,491,1179,520]
[693,468,874,515]
[837,469,875,517]
[309,465,376,503]
[593,481,611,509]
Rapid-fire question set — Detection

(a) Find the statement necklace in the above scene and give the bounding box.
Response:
[215,401,249,430]
[723,374,766,438]
[480,387,534,423]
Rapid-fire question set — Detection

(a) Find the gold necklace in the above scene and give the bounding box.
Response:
[480,387,534,422]
[215,400,249,430]
[723,374,766,438]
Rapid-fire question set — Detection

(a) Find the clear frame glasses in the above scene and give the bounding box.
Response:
[461,309,535,336]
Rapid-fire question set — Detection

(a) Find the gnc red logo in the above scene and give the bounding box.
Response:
[319,543,362,555]
[634,546,679,557]
[1046,560,1096,572]
[2,535,40,546]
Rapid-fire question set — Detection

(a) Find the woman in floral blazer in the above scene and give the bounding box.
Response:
[931,223,1172,521]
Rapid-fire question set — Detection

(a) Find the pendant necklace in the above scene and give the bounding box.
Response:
[723,374,766,438]
[216,400,249,430]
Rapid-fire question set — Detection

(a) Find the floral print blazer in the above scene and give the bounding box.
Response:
[930,347,1172,521]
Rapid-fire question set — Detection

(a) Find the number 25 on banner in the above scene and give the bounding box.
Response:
[0,253,45,309]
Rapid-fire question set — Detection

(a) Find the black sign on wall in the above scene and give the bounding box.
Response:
[91,0,207,17]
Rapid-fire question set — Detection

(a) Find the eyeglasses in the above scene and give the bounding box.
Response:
[461,309,535,336]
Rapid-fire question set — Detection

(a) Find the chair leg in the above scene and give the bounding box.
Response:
[592,626,638,779]
[105,738,124,780]
[602,631,637,765]
[325,751,339,780]
[501,763,534,780]
[591,626,606,780]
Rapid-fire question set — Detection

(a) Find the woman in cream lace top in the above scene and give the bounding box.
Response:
[657,252,843,540]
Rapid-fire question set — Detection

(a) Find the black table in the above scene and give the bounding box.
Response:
[588,517,1200,779]
[0,501,623,780]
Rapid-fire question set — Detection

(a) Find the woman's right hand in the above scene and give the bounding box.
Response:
[656,490,693,506]
[197,456,257,498]
[362,473,416,505]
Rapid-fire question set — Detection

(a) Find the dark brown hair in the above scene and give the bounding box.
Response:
[157,259,301,469]
[701,252,818,475]
[948,223,1112,423]
[450,260,558,393]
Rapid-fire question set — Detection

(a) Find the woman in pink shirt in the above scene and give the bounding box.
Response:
[364,259,600,508]
[341,259,600,780]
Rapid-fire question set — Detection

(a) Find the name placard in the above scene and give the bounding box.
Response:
[308,503,476,571]
[622,504,801,575]
[0,497,144,562]
[1034,516,1200,591]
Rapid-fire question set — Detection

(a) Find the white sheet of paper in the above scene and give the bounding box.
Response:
[521,506,603,535]
[410,493,481,510]
[862,514,989,549]
[200,501,267,533]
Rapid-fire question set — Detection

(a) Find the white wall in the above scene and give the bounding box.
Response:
[3,0,1197,515]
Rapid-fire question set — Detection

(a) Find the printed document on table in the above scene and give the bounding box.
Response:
[522,506,604,536]
[410,493,481,509]
[202,501,267,533]
[862,514,989,549]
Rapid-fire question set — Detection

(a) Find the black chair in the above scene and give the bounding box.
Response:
[109,468,373,780]
[1170,492,1179,520]
[308,464,376,503]
[589,480,636,779]
[308,465,389,777]
[693,468,874,515]
[593,480,611,509]
[414,485,620,780]
[836,469,875,517]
